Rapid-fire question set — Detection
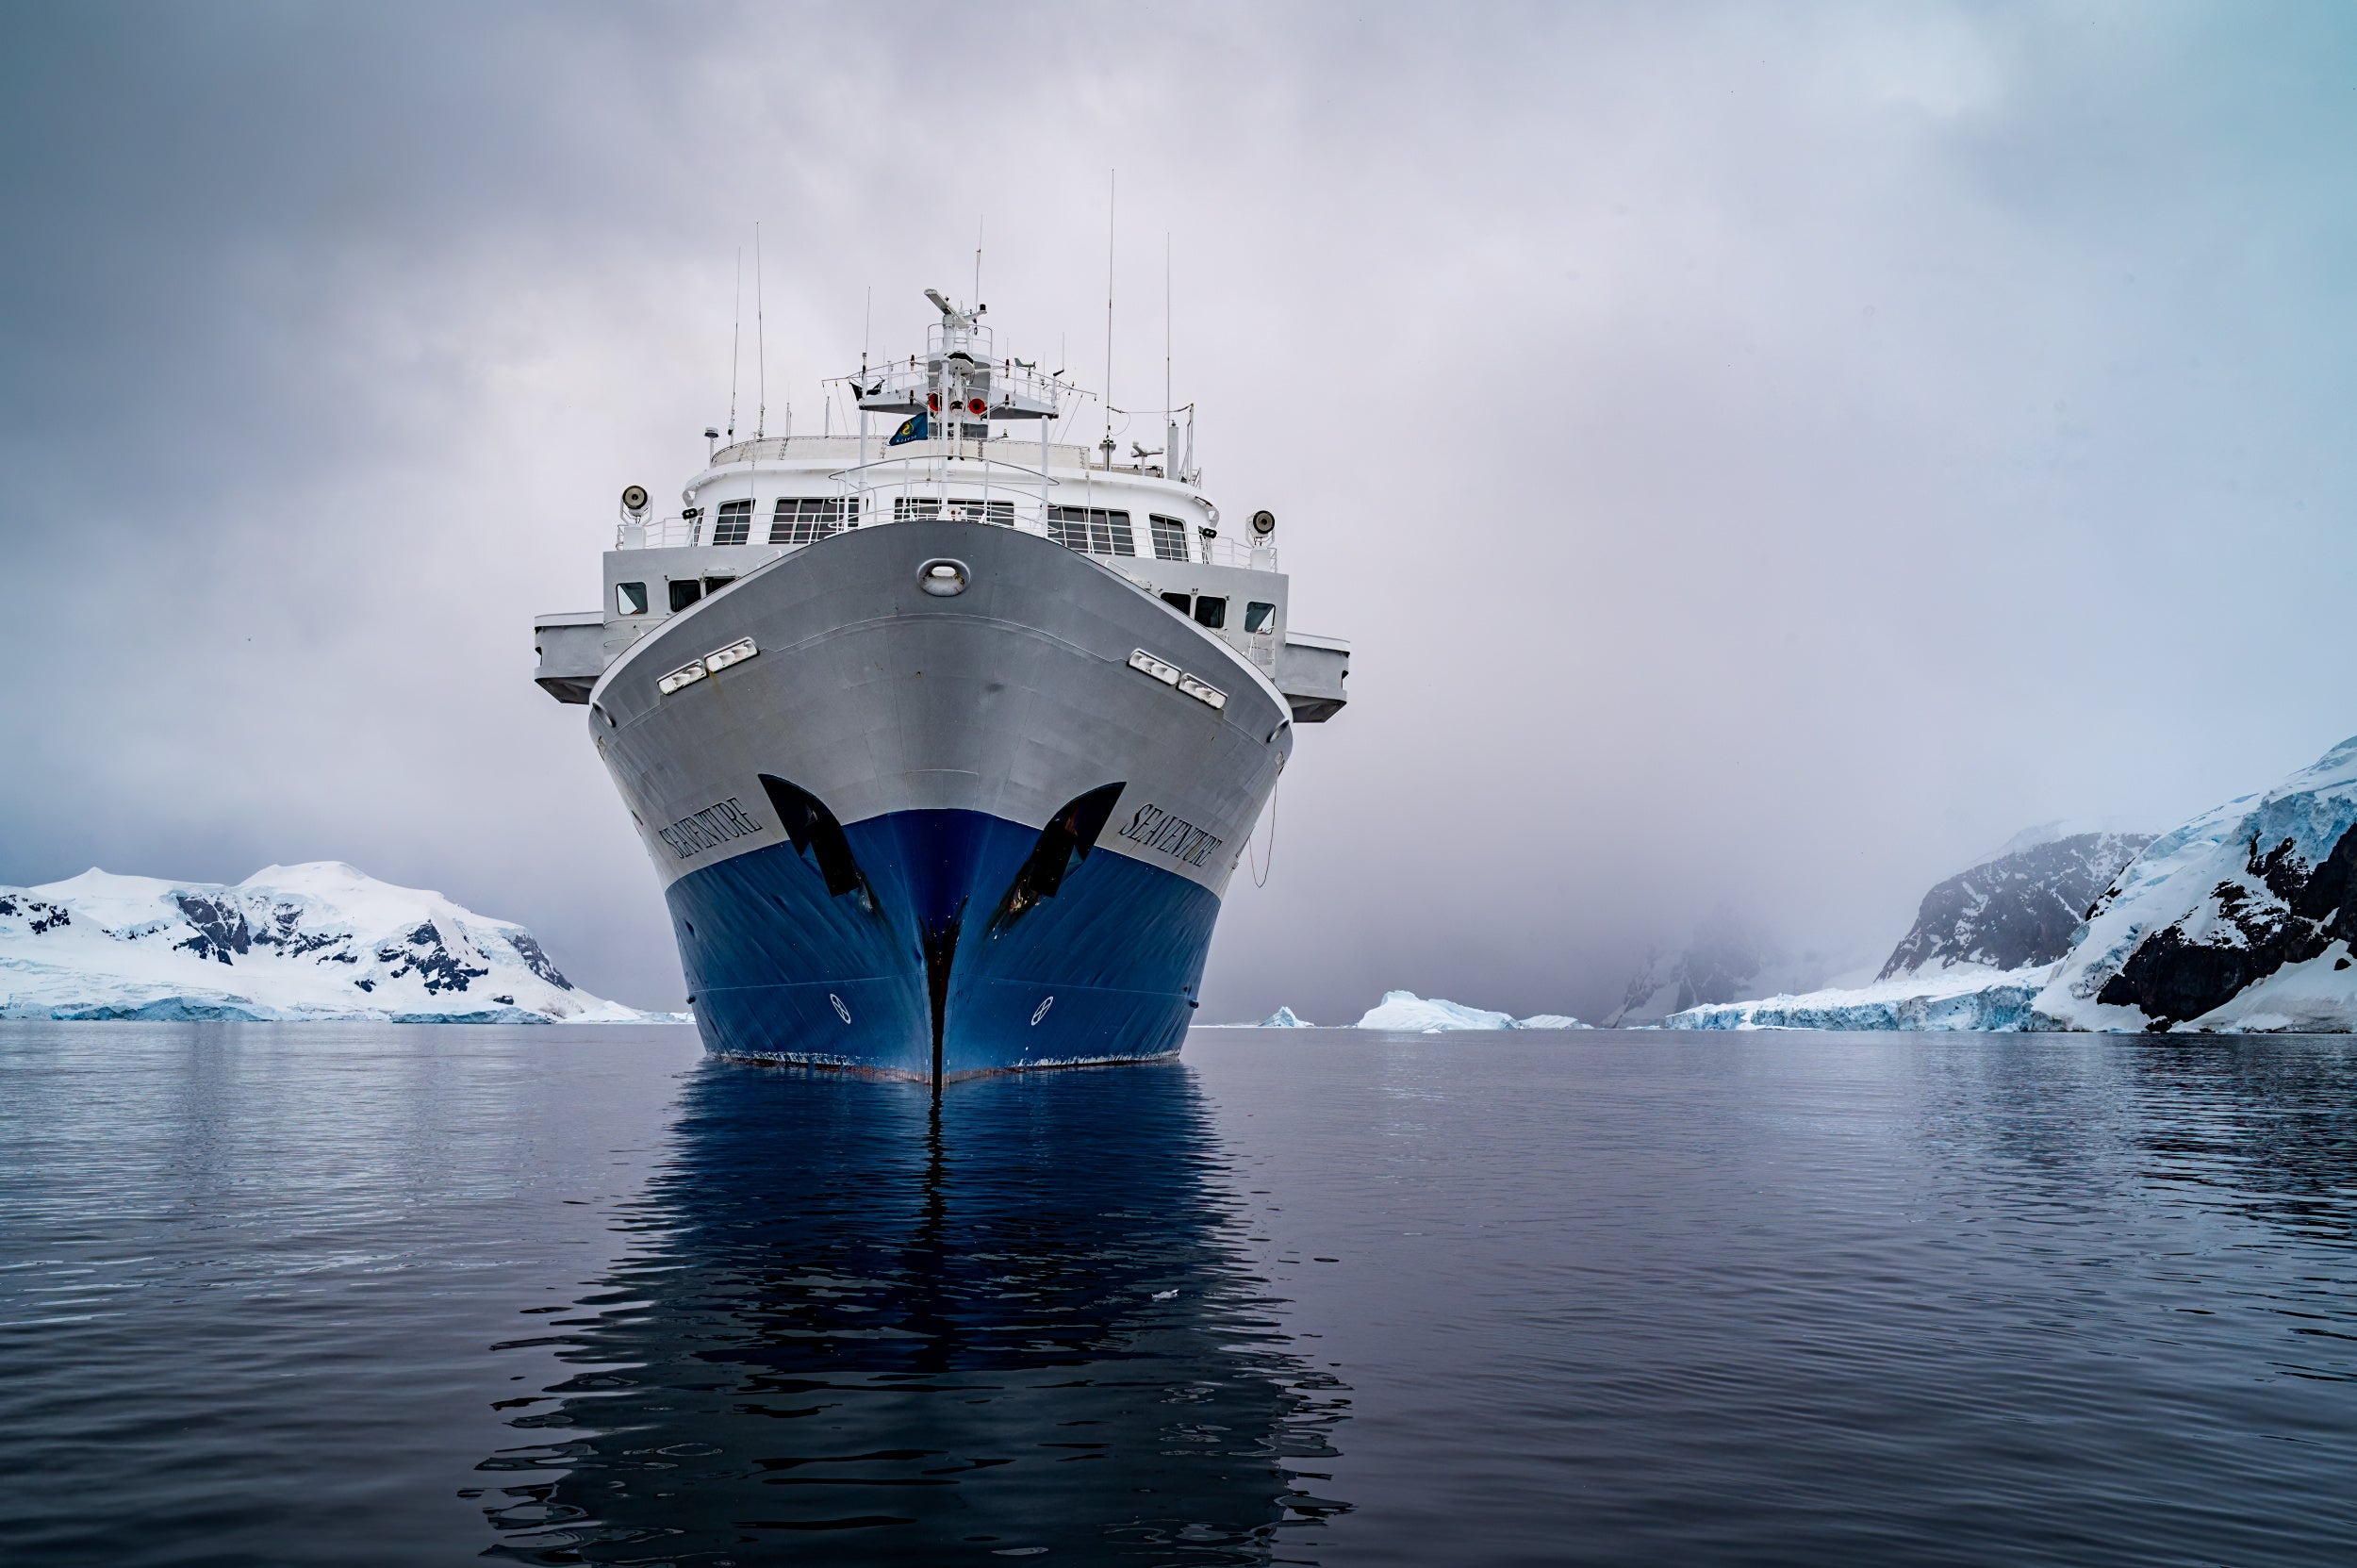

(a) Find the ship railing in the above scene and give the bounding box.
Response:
[843,355,1074,422]
[1198,534,1277,571]
[618,514,704,549]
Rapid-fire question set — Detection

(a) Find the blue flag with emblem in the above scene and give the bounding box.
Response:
[887,410,929,446]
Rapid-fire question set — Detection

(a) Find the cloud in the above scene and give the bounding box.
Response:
[3,2,2353,1016]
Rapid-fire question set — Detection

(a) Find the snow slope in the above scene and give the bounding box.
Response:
[1350,991,1591,1032]
[2037,735,2357,1033]
[0,862,661,1023]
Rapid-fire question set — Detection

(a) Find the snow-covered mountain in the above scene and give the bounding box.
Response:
[2040,735,2357,1032]
[0,862,661,1024]
[1607,911,1850,1026]
[1668,735,2357,1033]
[1879,830,2153,978]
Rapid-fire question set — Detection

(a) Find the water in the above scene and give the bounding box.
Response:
[3,1024,2354,1565]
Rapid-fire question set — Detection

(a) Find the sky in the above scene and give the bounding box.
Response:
[3,2,2353,1021]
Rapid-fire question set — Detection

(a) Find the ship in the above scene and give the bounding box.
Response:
[532,289,1348,1081]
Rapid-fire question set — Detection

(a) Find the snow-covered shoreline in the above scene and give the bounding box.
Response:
[0,862,675,1025]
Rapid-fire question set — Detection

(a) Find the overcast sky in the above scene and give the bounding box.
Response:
[3,2,2352,1020]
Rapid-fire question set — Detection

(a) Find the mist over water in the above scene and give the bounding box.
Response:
[4,1022,2355,1565]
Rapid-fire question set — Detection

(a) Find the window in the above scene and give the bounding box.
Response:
[701,576,734,597]
[772,497,854,544]
[668,579,703,613]
[711,499,752,546]
[960,422,989,440]
[1149,515,1190,562]
[1244,601,1277,634]
[948,498,1015,526]
[616,582,649,617]
[1193,595,1228,630]
[893,496,1014,526]
[1160,591,1192,615]
[1047,505,1136,557]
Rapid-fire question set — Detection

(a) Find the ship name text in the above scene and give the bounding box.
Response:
[1115,803,1226,868]
[657,797,762,860]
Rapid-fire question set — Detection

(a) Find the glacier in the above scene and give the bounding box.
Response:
[1663,966,2057,1032]
[0,862,669,1024]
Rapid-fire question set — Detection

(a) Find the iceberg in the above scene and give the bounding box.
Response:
[1349,991,1590,1032]
[1207,1006,1316,1028]
[0,861,671,1024]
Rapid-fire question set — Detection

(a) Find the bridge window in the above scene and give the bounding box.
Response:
[773,497,854,544]
[1193,595,1228,630]
[702,576,734,597]
[1244,601,1276,633]
[711,500,752,546]
[668,579,702,613]
[615,582,649,617]
[1160,591,1192,615]
[1047,505,1136,557]
[1149,515,1189,561]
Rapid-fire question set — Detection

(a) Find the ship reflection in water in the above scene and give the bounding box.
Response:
[476,1061,1348,1564]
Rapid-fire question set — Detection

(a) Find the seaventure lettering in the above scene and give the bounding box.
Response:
[657,798,763,860]
[1113,803,1226,868]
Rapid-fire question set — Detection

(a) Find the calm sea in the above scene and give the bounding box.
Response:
[2,1022,2353,1565]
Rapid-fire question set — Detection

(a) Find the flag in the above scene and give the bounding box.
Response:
[888,410,929,446]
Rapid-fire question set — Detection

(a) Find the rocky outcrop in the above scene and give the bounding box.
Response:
[2042,736,2357,1033]
[1879,831,2152,979]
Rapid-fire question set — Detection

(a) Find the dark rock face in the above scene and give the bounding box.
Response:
[0,896,72,934]
[504,932,574,991]
[2095,823,2357,1029]
[173,895,254,966]
[1881,833,2153,980]
[374,921,490,996]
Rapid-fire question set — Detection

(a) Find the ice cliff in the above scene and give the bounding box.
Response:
[0,861,660,1023]
[1668,735,2357,1033]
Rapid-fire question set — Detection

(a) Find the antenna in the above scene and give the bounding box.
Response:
[1103,170,1115,463]
[754,222,767,440]
[727,248,742,440]
[1165,233,1176,484]
[974,216,983,308]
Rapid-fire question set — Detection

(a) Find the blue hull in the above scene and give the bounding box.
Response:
[668,808,1220,1079]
